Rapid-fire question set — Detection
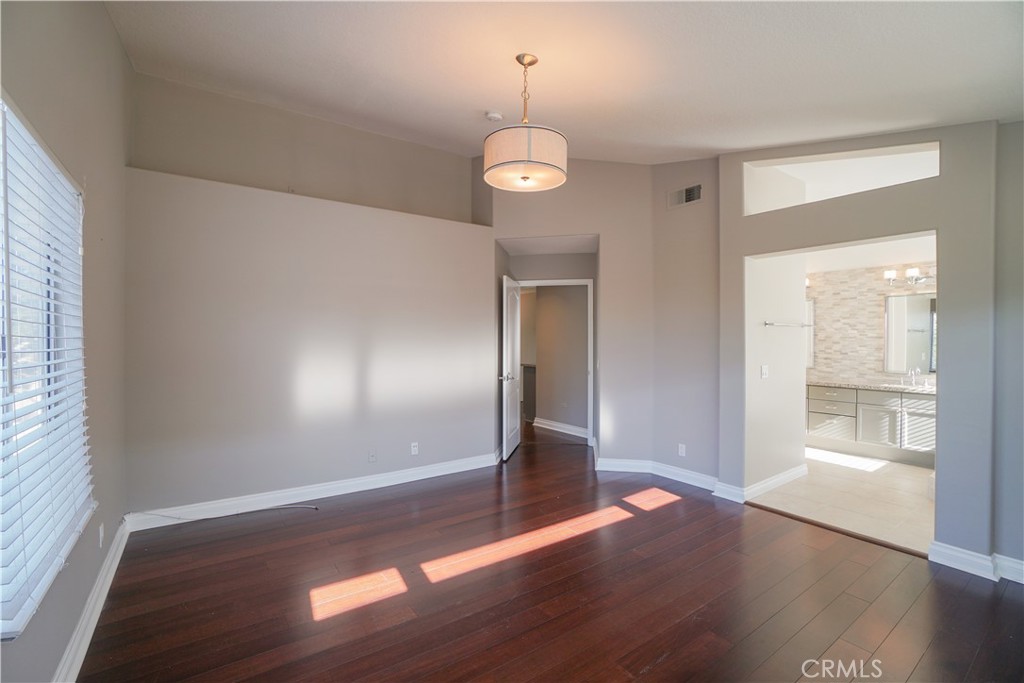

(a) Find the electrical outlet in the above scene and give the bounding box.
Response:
[760,364,769,379]
[98,523,104,549]
[411,442,419,456]
[368,448,377,463]
[678,443,686,458]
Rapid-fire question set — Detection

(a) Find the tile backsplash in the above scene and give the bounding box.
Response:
[806,262,937,387]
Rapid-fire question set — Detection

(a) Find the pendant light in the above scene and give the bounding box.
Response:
[483,54,568,192]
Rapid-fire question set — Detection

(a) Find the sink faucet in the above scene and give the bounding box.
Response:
[908,368,920,386]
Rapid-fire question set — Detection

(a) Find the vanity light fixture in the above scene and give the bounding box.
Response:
[483,54,568,192]
[884,267,935,286]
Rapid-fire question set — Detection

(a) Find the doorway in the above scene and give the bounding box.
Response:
[502,277,594,458]
[743,234,937,555]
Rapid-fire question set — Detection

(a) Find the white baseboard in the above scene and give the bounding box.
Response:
[494,445,502,464]
[929,540,999,581]
[995,554,1024,584]
[532,418,589,440]
[744,464,808,500]
[712,464,809,504]
[126,452,496,532]
[712,483,746,504]
[650,462,718,492]
[595,458,717,492]
[53,521,130,683]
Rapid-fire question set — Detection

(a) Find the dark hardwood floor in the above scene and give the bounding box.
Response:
[80,443,1022,682]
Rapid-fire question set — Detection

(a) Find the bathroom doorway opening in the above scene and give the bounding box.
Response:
[743,233,937,555]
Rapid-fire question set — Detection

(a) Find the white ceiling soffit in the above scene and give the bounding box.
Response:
[498,235,599,256]
[105,2,1023,165]
[805,235,936,274]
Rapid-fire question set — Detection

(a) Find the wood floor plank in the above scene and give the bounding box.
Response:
[78,442,1023,683]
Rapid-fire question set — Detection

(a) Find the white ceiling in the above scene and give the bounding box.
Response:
[804,234,936,274]
[105,2,1023,165]
[498,235,599,256]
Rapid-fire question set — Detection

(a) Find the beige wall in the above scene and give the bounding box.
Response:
[520,289,537,366]
[0,3,131,680]
[718,122,998,557]
[491,160,653,462]
[535,286,589,429]
[744,253,808,485]
[652,158,720,474]
[125,169,495,510]
[131,74,472,223]
[993,121,1023,560]
[807,262,938,387]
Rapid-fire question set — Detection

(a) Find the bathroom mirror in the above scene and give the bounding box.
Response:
[884,293,937,373]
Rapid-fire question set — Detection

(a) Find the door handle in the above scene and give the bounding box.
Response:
[500,373,516,381]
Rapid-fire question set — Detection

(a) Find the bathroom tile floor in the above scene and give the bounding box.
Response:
[749,447,935,555]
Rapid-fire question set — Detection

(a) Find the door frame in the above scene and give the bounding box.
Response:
[518,279,595,446]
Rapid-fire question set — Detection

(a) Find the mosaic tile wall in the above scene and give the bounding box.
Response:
[806,262,938,387]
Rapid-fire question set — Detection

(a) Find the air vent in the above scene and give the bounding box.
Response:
[669,184,703,208]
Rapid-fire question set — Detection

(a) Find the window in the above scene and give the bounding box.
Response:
[743,141,941,216]
[0,101,94,640]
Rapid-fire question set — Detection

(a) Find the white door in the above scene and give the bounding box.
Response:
[502,275,522,460]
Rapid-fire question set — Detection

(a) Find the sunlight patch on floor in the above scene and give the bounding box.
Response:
[623,487,682,511]
[309,568,407,621]
[805,447,888,472]
[421,505,634,583]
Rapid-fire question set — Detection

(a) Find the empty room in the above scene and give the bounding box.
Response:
[1,2,1021,682]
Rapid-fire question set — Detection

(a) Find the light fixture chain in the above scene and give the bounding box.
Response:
[521,62,530,124]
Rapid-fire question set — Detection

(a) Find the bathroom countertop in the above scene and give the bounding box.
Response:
[809,380,937,395]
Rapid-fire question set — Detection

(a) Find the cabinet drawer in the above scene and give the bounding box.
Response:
[807,398,857,417]
[903,394,936,414]
[808,385,856,402]
[858,389,901,408]
[807,412,857,441]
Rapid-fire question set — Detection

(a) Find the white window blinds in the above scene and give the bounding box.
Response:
[0,101,95,640]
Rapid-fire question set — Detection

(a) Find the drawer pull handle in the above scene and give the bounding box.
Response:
[825,404,837,409]
[825,391,837,396]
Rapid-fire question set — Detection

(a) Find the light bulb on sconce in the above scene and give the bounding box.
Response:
[883,267,934,287]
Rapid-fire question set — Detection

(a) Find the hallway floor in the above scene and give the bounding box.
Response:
[749,448,935,555]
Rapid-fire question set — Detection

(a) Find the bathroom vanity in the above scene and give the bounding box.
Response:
[806,382,936,467]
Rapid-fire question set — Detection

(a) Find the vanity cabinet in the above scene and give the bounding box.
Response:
[856,390,901,448]
[902,394,937,452]
[806,386,857,441]
[806,384,936,464]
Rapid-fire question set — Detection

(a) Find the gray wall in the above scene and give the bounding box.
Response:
[535,286,589,429]
[0,3,131,680]
[493,160,653,462]
[131,74,472,223]
[994,121,1023,560]
[652,158,720,473]
[125,169,495,510]
[718,122,999,557]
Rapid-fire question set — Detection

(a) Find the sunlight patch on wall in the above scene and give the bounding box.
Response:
[367,340,485,410]
[309,568,407,621]
[420,505,634,583]
[292,347,357,421]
